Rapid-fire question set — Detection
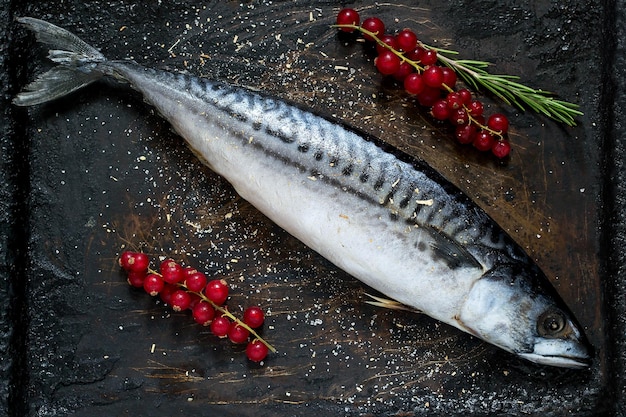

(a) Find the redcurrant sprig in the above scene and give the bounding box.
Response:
[119,251,274,362]
[335,9,511,158]
[334,8,582,158]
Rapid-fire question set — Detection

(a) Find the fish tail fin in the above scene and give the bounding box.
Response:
[13,17,107,106]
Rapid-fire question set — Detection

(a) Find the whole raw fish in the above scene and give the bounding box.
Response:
[14,17,591,368]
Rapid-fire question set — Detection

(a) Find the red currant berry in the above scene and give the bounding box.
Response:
[487,113,509,133]
[119,251,135,270]
[246,340,269,362]
[361,17,385,41]
[395,29,418,52]
[441,67,457,89]
[376,34,398,54]
[457,88,472,104]
[192,301,215,326]
[243,306,265,329]
[417,86,442,107]
[419,49,438,66]
[422,65,444,88]
[375,50,401,75]
[473,115,486,126]
[185,271,207,292]
[188,292,202,309]
[404,73,425,95]
[406,45,425,61]
[183,266,198,278]
[210,315,231,338]
[127,270,146,288]
[431,99,451,121]
[121,252,149,273]
[143,273,165,296]
[131,253,149,272]
[468,100,484,117]
[160,259,183,284]
[170,289,191,312]
[228,323,250,344]
[204,279,229,305]
[492,139,511,158]
[450,108,470,125]
[392,61,414,81]
[455,124,478,144]
[159,284,177,304]
[473,131,496,151]
[446,92,464,110]
[336,8,360,32]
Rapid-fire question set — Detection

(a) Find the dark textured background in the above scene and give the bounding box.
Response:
[0,1,622,416]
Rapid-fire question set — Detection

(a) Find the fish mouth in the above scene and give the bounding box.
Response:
[517,352,590,369]
[454,315,591,369]
[518,338,591,369]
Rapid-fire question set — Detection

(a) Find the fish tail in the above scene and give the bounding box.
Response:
[13,17,107,106]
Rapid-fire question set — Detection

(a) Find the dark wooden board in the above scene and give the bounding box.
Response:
[2,1,616,415]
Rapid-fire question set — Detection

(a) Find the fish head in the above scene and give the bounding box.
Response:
[458,263,591,368]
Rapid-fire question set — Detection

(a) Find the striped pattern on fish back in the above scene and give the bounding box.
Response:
[113,62,520,264]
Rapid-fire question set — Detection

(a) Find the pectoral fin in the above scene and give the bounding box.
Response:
[425,226,483,270]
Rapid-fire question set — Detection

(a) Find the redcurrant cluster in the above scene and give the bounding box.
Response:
[119,251,274,362]
[335,8,511,159]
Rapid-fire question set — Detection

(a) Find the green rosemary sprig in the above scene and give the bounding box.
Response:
[432,50,583,126]
[333,24,583,126]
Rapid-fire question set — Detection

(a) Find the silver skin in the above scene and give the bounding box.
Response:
[14,17,591,368]
[458,265,589,368]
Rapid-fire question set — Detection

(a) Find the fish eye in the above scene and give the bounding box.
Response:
[537,311,566,337]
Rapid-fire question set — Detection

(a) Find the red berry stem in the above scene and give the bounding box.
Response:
[333,21,510,158]
[119,250,275,362]
[146,266,277,354]
[333,15,512,158]
[334,8,581,127]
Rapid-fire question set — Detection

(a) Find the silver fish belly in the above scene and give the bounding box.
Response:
[14,17,591,368]
[116,62,489,320]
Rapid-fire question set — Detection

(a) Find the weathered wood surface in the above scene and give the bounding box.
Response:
[2,0,616,415]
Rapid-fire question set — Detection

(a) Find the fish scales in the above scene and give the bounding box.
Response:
[119,63,497,252]
[14,17,590,368]
[119,63,500,264]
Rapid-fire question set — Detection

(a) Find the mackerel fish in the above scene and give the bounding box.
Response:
[13,17,591,368]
